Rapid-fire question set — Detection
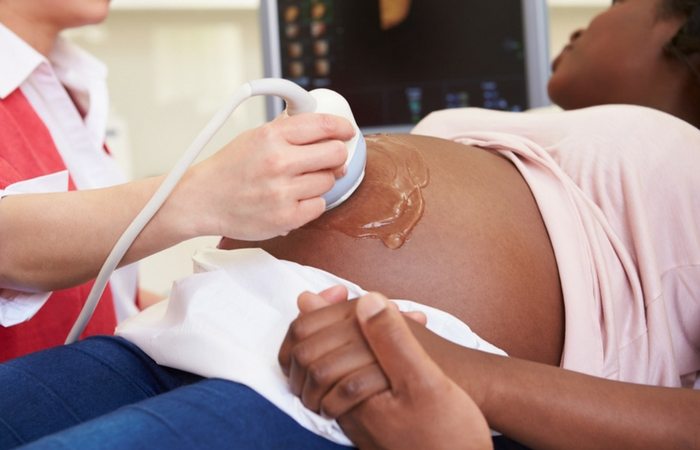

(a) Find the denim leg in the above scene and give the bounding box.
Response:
[20,379,354,450]
[1,336,529,450]
[17,375,529,450]
[0,336,200,449]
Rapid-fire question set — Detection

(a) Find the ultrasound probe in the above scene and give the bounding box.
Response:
[65,78,366,344]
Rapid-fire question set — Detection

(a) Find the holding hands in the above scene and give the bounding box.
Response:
[279,287,492,450]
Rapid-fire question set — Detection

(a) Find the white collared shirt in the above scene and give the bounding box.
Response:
[0,23,138,326]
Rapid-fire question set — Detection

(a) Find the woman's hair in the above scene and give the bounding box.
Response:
[662,0,700,81]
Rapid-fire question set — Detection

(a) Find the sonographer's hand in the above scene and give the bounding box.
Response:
[185,113,354,240]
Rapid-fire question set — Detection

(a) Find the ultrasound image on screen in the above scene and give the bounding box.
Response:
[277,0,529,128]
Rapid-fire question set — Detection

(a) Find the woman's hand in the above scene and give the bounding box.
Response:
[279,293,379,413]
[183,113,355,240]
[280,287,425,412]
[279,289,492,450]
[338,293,492,450]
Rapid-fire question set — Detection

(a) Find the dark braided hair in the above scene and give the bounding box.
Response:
[662,0,700,81]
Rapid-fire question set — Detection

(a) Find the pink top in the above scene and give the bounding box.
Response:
[413,105,700,388]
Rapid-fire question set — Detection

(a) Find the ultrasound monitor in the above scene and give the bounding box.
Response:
[260,0,551,132]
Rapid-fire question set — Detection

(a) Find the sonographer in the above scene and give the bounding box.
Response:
[0,0,354,361]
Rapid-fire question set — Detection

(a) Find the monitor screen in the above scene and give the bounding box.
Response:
[260,0,551,132]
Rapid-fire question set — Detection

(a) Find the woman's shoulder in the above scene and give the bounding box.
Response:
[566,104,699,137]
[415,104,698,136]
[558,105,699,171]
[414,104,700,167]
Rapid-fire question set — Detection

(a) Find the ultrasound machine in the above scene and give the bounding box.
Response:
[260,0,551,132]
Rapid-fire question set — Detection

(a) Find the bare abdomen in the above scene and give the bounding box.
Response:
[222,134,564,365]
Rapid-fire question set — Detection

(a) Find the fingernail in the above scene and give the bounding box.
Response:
[357,292,387,322]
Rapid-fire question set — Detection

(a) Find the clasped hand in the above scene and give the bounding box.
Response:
[278,286,492,450]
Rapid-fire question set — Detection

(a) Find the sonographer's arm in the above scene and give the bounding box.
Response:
[281,293,700,450]
[0,113,352,292]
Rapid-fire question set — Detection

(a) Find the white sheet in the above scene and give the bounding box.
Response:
[116,248,505,445]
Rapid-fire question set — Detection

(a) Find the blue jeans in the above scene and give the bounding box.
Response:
[0,336,350,449]
[0,336,529,449]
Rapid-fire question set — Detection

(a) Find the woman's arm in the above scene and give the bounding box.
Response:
[280,295,700,450]
[346,292,491,450]
[0,113,353,291]
[453,341,700,450]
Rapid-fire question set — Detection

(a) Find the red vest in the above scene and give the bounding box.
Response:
[0,89,117,362]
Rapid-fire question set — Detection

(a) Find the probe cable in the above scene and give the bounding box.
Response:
[65,79,317,344]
